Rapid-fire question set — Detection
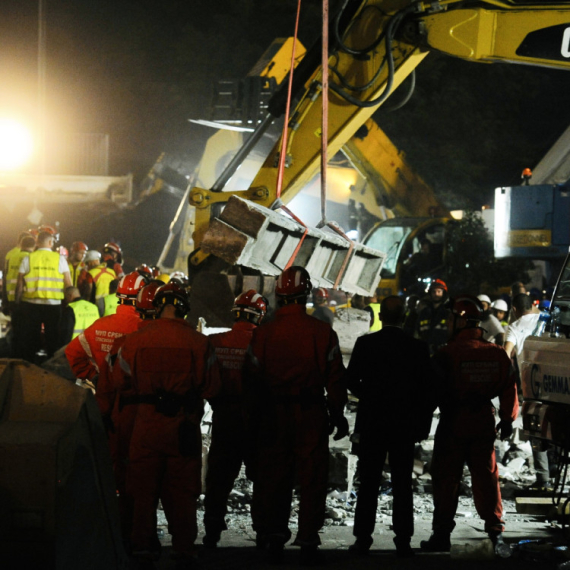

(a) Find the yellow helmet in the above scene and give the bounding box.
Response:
[157,273,170,284]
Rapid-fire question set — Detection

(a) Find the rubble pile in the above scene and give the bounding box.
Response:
[185,436,557,536]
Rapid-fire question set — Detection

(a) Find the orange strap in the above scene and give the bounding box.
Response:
[93,267,114,283]
[280,205,309,270]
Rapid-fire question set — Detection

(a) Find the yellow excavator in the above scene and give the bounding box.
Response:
[163,1,570,326]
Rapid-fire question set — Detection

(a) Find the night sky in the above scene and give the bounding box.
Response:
[2,0,570,260]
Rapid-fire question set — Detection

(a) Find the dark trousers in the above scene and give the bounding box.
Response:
[353,439,415,543]
[204,414,247,533]
[16,302,62,363]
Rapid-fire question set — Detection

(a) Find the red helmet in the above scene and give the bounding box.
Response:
[452,294,483,321]
[136,264,153,278]
[103,242,123,263]
[153,282,190,315]
[116,271,148,301]
[429,279,448,293]
[135,280,164,318]
[37,224,59,242]
[275,266,312,299]
[232,289,267,323]
[27,228,39,238]
[313,287,329,304]
[71,241,88,252]
[38,224,57,236]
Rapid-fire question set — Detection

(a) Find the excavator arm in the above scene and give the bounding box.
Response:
[185,0,570,325]
[193,0,570,251]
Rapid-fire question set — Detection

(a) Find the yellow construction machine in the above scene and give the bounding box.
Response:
[162,1,570,326]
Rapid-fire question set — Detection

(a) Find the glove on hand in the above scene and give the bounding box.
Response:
[329,415,349,441]
[496,419,513,441]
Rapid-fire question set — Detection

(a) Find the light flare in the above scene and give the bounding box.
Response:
[0,118,34,171]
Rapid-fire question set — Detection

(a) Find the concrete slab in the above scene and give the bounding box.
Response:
[200,196,385,296]
[516,497,557,517]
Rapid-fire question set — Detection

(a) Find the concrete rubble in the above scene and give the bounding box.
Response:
[161,421,562,550]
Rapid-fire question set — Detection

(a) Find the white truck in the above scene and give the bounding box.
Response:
[521,250,570,449]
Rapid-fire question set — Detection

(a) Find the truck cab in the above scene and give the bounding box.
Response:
[362,217,452,297]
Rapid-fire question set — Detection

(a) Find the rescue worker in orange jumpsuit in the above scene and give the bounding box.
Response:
[117,283,220,569]
[245,266,348,565]
[203,289,268,548]
[65,271,147,390]
[421,295,518,554]
[102,241,125,279]
[96,279,163,547]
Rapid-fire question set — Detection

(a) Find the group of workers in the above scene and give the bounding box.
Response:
[1,227,174,362]
[1,225,543,566]
[65,263,348,569]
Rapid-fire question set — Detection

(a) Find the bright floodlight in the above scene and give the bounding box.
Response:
[0,119,34,171]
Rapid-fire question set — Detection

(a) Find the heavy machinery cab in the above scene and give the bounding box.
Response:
[363,217,452,297]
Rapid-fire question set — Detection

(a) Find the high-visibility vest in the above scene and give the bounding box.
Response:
[5,248,30,302]
[69,261,86,287]
[103,293,119,316]
[22,250,64,301]
[88,266,116,299]
[69,299,100,339]
[368,302,382,332]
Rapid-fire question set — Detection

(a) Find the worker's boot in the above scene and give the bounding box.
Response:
[202,528,221,549]
[348,535,373,555]
[299,545,326,566]
[420,532,451,552]
[393,536,414,558]
[267,535,285,564]
[132,551,159,570]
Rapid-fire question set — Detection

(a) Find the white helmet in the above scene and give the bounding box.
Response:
[84,250,101,262]
[477,294,492,305]
[491,299,508,312]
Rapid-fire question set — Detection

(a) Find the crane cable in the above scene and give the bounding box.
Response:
[276,0,302,200]
[320,0,329,226]
[276,0,310,270]
[320,0,355,290]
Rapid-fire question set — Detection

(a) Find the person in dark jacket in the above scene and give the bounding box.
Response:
[346,295,434,557]
[416,279,450,355]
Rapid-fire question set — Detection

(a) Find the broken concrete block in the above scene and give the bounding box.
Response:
[515,497,556,517]
[326,508,346,521]
[499,457,527,481]
[201,196,386,296]
[413,459,425,476]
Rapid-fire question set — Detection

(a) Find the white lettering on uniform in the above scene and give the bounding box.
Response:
[562,27,570,58]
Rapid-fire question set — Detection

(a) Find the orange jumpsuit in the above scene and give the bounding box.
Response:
[96,319,154,541]
[204,320,256,536]
[245,303,346,547]
[117,318,220,557]
[431,327,518,535]
[65,304,140,383]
